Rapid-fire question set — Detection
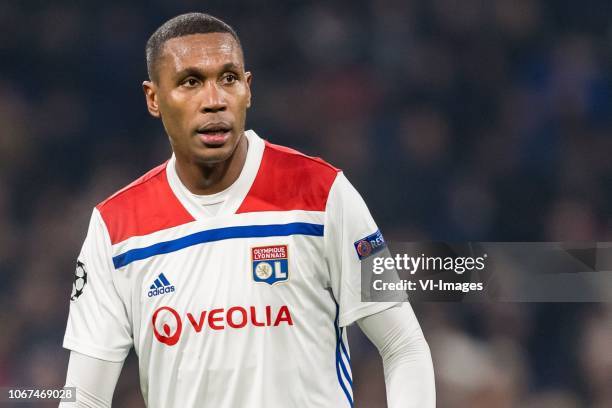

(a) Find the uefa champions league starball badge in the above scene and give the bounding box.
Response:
[70,260,88,301]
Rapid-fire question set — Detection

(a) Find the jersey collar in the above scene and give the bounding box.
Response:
[166,130,265,220]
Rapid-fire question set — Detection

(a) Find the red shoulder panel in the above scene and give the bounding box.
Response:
[96,162,195,244]
[237,141,340,213]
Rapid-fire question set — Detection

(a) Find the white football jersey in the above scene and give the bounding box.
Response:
[63,130,396,407]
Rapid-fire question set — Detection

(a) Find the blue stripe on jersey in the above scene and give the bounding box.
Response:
[339,332,352,378]
[338,328,353,387]
[112,222,324,269]
[334,301,354,407]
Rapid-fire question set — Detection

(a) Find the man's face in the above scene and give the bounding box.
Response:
[143,33,252,165]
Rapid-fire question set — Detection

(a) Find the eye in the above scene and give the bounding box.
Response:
[182,78,200,88]
[222,73,238,85]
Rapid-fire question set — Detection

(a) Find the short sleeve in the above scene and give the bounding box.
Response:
[324,173,401,327]
[63,208,133,362]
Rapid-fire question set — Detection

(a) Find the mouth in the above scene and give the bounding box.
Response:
[196,123,232,146]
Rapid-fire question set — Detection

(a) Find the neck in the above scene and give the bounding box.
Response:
[174,134,248,195]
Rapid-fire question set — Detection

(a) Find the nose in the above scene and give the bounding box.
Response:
[200,81,227,113]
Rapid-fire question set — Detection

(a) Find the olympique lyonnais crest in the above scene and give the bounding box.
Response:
[252,245,289,285]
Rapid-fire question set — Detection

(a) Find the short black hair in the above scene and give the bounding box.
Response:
[146,12,242,82]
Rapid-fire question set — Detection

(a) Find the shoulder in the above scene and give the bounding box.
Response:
[237,140,341,213]
[95,162,194,244]
[96,162,168,210]
[262,140,339,173]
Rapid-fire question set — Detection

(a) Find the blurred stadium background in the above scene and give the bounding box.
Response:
[1,0,611,407]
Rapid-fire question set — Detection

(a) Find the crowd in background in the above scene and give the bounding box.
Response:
[0,0,610,407]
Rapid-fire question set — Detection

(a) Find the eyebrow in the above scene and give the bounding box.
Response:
[221,62,241,72]
[174,62,243,79]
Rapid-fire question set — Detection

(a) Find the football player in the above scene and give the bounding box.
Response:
[60,13,435,408]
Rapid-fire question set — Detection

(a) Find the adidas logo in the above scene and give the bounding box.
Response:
[148,273,175,298]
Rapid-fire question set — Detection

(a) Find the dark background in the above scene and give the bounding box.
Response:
[0,0,610,407]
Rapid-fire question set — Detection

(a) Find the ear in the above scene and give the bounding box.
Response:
[245,71,253,108]
[142,80,161,118]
